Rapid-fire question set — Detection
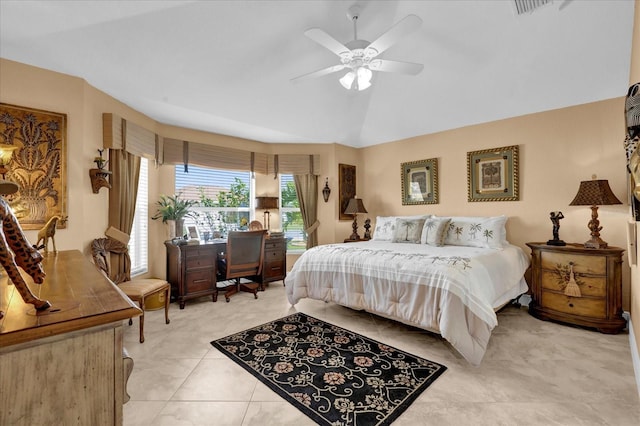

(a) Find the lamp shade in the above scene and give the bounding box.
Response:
[0,144,17,165]
[569,180,622,206]
[344,197,368,215]
[255,196,279,210]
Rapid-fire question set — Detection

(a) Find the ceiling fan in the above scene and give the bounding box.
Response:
[291,5,424,91]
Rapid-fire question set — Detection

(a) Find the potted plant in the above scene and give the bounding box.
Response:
[152,193,197,238]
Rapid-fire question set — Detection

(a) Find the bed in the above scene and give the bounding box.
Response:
[285,215,530,365]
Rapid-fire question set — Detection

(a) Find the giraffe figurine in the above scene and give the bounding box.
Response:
[35,215,66,253]
[0,196,50,319]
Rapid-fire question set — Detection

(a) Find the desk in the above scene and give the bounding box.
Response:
[164,235,286,309]
[0,250,141,425]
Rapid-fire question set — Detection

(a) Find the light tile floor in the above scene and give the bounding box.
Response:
[123,284,640,425]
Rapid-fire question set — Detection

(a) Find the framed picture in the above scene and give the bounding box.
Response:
[467,145,519,202]
[401,158,438,205]
[0,103,67,229]
[187,225,200,240]
[339,163,356,220]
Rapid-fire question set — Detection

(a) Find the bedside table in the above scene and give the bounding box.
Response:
[526,242,626,334]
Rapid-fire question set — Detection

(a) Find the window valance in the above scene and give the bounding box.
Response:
[103,113,320,175]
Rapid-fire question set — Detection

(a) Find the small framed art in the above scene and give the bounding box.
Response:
[401,158,438,205]
[467,145,519,202]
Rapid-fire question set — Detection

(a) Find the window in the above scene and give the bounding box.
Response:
[175,165,252,240]
[130,157,148,276]
[280,174,305,252]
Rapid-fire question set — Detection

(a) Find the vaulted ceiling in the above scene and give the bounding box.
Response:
[0,1,635,147]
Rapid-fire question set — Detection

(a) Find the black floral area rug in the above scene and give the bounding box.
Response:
[211,312,447,425]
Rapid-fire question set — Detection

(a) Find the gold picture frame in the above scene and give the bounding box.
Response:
[401,158,438,205]
[467,145,519,202]
[0,103,67,229]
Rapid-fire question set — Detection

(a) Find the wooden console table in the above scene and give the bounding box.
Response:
[0,250,141,426]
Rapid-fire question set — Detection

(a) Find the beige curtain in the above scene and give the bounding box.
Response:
[108,147,141,282]
[293,174,319,249]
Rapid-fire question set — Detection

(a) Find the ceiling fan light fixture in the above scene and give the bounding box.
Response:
[339,71,356,89]
[340,67,372,91]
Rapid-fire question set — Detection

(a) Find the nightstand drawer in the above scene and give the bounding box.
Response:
[540,251,606,275]
[541,292,606,318]
[540,270,606,297]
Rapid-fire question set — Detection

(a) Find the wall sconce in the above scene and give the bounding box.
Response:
[322,177,331,202]
[89,149,112,193]
[255,196,279,232]
[0,143,18,195]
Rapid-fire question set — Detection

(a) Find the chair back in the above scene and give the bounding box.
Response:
[222,230,267,280]
[90,237,132,284]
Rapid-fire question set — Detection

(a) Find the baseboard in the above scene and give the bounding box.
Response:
[628,315,640,399]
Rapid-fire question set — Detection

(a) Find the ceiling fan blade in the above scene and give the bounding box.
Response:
[368,59,423,75]
[291,64,347,83]
[304,28,351,57]
[365,14,422,58]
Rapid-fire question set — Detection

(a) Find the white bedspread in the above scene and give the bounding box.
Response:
[285,241,530,365]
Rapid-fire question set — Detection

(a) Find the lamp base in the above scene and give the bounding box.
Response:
[547,239,566,246]
[584,236,608,249]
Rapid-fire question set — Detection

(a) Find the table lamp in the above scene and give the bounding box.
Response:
[255,196,279,232]
[569,178,622,249]
[344,196,368,241]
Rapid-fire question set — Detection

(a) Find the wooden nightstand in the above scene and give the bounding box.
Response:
[526,242,626,334]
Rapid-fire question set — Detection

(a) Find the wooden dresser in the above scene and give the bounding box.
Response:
[526,242,626,334]
[258,235,287,290]
[0,250,141,426]
[164,241,222,309]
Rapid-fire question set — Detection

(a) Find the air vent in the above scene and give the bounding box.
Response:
[514,0,552,15]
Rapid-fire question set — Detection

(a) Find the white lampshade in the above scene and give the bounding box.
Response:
[339,71,356,89]
[339,67,372,91]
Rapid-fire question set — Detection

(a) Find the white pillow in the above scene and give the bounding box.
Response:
[392,218,426,244]
[420,217,451,246]
[372,215,431,241]
[442,216,508,249]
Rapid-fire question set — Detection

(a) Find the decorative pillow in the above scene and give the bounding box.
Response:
[420,217,451,246]
[392,218,426,243]
[442,216,508,249]
[372,215,430,241]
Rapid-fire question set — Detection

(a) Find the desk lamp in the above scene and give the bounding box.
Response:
[255,196,279,232]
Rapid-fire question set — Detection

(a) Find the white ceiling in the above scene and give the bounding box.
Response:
[0,0,635,148]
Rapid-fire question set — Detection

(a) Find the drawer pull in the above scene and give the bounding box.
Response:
[569,303,574,308]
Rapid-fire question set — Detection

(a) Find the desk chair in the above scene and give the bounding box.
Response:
[217,230,267,302]
[91,237,170,343]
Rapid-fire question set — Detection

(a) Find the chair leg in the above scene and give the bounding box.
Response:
[138,299,145,344]
[164,286,171,325]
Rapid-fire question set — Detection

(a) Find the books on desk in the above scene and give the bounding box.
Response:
[269,232,284,239]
